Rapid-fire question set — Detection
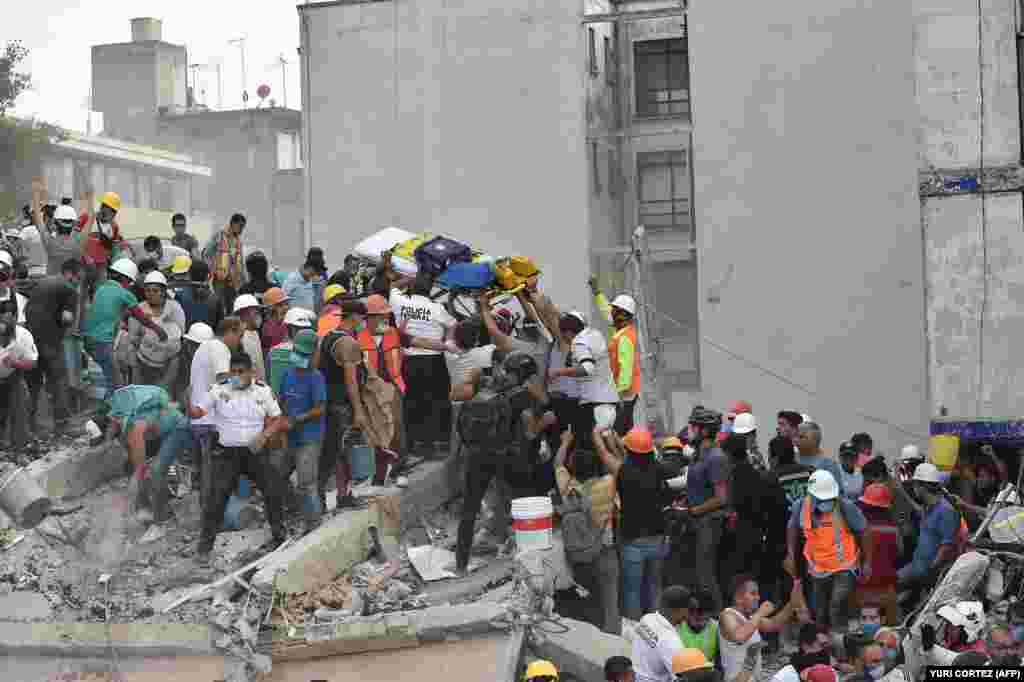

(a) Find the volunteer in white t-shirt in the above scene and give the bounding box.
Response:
[720,575,800,682]
[390,273,453,458]
[632,586,690,682]
[547,311,617,450]
[0,321,39,448]
[187,317,244,506]
[442,317,494,455]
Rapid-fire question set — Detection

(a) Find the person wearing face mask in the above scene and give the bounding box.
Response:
[277,330,326,534]
[684,407,730,615]
[122,270,185,391]
[80,192,129,274]
[786,470,867,633]
[24,258,82,434]
[844,638,886,682]
[40,204,85,277]
[769,624,833,682]
[192,351,288,566]
[720,575,801,682]
[357,294,406,483]
[589,278,641,437]
[677,589,721,669]
[233,295,266,382]
[897,463,963,606]
[283,258,326,315]
[852,487,901,626]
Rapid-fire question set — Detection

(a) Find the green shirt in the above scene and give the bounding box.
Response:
[107,384,185,435]
[678,619,718,662]
[84,280,139,343]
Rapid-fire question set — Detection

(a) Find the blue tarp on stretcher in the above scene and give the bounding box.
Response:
[930,418,1024,443]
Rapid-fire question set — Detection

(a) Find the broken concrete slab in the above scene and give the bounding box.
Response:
[0,591,52,621]
[212,528,271,569]
[266,614,420,662]
[518,531,574,593]
[411,603,508,642]
[27,440,127,500]
[399,455,463,535]
[531,617,630,682]
[419,558,517,605]
[0,622,216,658]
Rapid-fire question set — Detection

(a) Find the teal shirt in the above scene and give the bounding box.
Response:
[84,280,139,343]
[107,385,185,435]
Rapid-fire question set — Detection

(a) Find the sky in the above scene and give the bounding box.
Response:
[4,0,305,133]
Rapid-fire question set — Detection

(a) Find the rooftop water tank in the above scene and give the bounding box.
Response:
[131,18,163,43]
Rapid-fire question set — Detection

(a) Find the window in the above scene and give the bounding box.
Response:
[637,150,691,238]
[277,131,303,170]
[136,172,152,210]
[634,38,690,118]
[608,148,620,197]
[604,36,615,85]
[591,142,602,196]
[588,28,598,76]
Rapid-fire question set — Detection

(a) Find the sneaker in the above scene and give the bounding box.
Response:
[336,494,361,509]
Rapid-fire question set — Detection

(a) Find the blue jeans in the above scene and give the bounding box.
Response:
[622,537,669,620]
[85,339,114,398]
[149,418,195,523]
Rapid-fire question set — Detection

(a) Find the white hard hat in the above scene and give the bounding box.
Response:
[143,270,168,287]
[109,258,139,281]
[0,250,11,268]
[184,322,214,344]
[233,294,260,313]
[54,205,77,222]
[566,310,587,326]
[610,294,637,317]
[912,462,943,484]
[284,307,314,327]
[900,444,921,460]
[808,470,840,501]
[800,413,813,424]
[732,413,757,435]
[937,602,986,643]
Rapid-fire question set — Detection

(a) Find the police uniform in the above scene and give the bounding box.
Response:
[197,377,286,556]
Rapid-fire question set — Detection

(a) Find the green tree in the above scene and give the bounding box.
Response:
[0,41,65,224]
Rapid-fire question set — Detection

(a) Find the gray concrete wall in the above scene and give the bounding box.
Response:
[684,0,929,450]
[917,0,1024,418]
[92,42,186,144]
[301,0,593,311]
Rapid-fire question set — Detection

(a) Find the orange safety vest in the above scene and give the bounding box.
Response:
[609,323,641,396]
[358,327,405,393]
[800,497,859,575]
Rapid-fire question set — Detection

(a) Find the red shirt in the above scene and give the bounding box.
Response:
[77,214,124,267]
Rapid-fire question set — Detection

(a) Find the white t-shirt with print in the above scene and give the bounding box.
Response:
[632,611,683,682]
[190,338,231,426]
[390,288,452,356]
[571,327,618,405]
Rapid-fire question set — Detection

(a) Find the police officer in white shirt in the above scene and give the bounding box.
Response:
[193,349,288,566]
[633,585,690,682]
[390,272,454,458]
[0,312,38,449]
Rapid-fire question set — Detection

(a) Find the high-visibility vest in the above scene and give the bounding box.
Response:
[800,497,859,575]
[358,327,405,393]
[609,323,641,396]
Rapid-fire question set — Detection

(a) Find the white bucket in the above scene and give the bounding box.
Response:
[511,496,553,552]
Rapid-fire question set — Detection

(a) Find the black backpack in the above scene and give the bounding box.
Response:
[558,487,604,565]
[457,385,517,448]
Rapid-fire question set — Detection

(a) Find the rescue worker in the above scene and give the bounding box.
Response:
[897,462,963,605]
[278,329,325,533]
[719,575,800,682]
[524,660,559,682]
[202,213,247,315]
[24,258,81,434]
[233,294,266,381]
[316,283,347,337]
[193,350,288,566]
[677,589,720,668]
[0,298,38,448]
[268,307,316,396]
[590,278,641,436]
[168,255,193,291]
[91,384,192,542]
[42,204,85,276]
[685,407,729,614]
[175,260,222,331]
[358,294,405,479]
[838,441,865,501]
[671,649,723,682]
[81,191,129,279]
[261,287,290,352]
[605,656,635,682]
[852,484,901,626]
[631,585,688,682]
[785,470,867,632]
[123,270,185,391]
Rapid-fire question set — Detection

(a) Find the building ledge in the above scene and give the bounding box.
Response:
[53,133,211,177]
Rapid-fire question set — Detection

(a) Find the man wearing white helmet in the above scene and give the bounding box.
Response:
[83,258,167,396]
[121,270,185,391]
[233,294,266,381]
[174,322,215,403]
[786,470,867,632]
[897,462,962,598]
[590,277,641,436]
[30,177,85,277]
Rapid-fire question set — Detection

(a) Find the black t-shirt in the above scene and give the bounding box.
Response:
[24,275,77,341]
[773,463,815,524]
[617,459,668,541]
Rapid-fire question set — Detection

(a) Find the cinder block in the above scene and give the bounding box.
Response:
[531,617,630,682]
[412,603,507,642]
[28,440,128,500]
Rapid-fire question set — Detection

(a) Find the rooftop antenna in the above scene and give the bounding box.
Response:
[272,54,293,109]
[228,36,248,108]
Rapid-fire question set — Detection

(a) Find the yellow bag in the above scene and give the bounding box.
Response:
[509,255,539,278]
[929,434,960,472]
[392,233,433,261]
[493,258,526,292]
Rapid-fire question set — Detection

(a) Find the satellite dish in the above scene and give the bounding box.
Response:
[257,84,271,100]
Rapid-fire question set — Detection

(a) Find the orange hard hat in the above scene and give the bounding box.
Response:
[365,294,391,316]
[264,287,288,307]
[859,483,893,509]
[672,648,713,674]
[622,428,655,455]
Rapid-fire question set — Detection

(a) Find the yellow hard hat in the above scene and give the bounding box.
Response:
[171,255,192,275]
[672,648,713,674]
[323,283,347,303]
[661,436,684,451]
[99,192,122,211]
[525,660,559,680]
